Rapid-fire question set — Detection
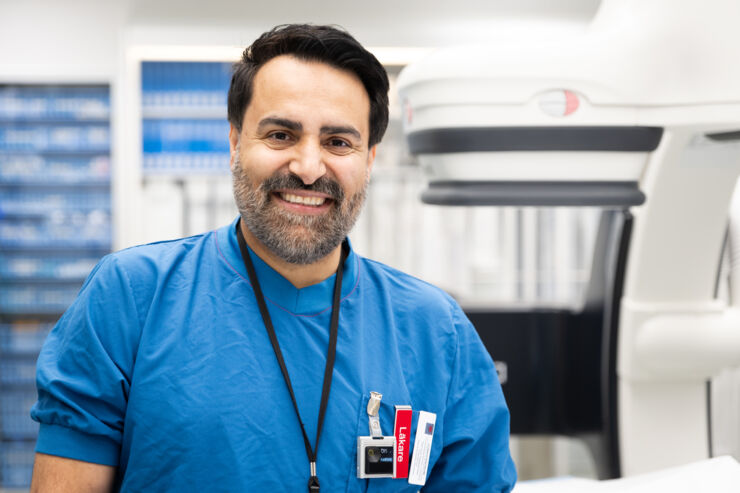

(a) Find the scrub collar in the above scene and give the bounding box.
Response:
[215,217,359,316]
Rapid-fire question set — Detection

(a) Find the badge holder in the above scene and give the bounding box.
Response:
[357,392,396,479]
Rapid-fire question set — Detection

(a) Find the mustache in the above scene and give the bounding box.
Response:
[260,173,345,202]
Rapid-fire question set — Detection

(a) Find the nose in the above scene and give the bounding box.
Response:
[288,138,326,185]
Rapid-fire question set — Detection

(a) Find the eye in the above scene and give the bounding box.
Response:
[268,131,291,141]
[327,138,351,150]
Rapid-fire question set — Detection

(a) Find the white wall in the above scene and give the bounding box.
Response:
[0,0,600,77]
[124,0,598,47]
[0,1,129,82]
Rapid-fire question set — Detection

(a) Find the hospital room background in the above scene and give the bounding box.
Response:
[0,0,739,490]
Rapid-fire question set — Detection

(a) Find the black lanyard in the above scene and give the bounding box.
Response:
[236,221,348,493]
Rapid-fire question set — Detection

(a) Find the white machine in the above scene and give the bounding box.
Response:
[398,0,740,478]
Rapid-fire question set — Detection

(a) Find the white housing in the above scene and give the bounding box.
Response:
[399,0,740,476]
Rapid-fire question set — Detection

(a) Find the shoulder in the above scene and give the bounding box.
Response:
[99,231,215,282]
[78,232,216,323]
[112,231,213,268]
[357,255,466,327]
[360,256,456,301]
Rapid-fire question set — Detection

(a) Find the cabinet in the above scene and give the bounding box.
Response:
[141,61,232,175]
[136,61,237,243]
[0,84,111,489]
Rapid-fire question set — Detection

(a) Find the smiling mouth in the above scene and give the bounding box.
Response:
[278,192,329,206]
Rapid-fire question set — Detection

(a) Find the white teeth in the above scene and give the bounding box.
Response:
[280,192,327,206]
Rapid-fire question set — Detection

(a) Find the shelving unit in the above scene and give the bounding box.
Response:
[0,84,112,489]
[123,60,238,244]
[141,61,232,176]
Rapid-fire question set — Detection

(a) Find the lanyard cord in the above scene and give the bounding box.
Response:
[236,221,348,493]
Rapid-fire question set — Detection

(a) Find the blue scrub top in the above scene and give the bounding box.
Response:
[32,218,516,492]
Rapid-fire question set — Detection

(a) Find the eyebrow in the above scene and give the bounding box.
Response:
[257,117,302,132]
[257,117,361,141]
[320,125,361,141]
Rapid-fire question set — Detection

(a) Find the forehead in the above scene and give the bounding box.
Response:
[246,55,370,133]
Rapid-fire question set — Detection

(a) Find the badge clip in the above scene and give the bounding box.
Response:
[357,391,396,479]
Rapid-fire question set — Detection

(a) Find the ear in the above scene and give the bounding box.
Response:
[366,144,377,173]
[229,123,239,154]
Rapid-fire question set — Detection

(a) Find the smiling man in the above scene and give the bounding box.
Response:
[230,52,374,286]
[30,25,516,492]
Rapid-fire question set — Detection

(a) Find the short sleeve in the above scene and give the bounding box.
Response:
[424,305,517,492]
[31,254,142,466]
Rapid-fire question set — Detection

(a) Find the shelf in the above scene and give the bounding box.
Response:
[142,106,226,119]
[0,116,109,124]
[0,315,61,324]
[0,289,76,313]
[0,277,86,285]
[0,438,37,489]
[0,243,110,252]
[0,392,39,438]
[0,308,67,316]
[142,168,230,178]
[0,210,111,220]
[0,255,98,282]
[0,149,109,156]
[0,190,112,217]
[142,151,229,171]
[0,84,109,485]
[0,323,53,355]
[0,211,47,220]
[0,179,110,188]
[0,356,39,387]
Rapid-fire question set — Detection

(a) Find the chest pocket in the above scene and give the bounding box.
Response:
[346,393,422,493]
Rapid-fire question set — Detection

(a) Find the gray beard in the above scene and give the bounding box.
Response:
[231,146,368,265]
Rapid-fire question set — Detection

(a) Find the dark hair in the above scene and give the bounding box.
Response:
[228,24,390,147]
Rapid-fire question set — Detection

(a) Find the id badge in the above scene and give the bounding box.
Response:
[357,392,396,478]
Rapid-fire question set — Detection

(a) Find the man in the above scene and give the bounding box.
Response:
[31,24,517,492]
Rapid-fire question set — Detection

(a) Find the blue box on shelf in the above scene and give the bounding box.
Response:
[141,61,231,110]
[0,85,109,121]
[0,190,111,216]
[0,285,80,314]
[0,355,39,386]
[0,123,109,153]
[0,324,52,354]
[0,386,39,440]
[0,253,97,281]
[0,439,36,488]
[0,217,111,250]
[0,155,110,184]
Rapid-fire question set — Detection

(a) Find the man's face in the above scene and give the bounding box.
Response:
[229,55,376,265]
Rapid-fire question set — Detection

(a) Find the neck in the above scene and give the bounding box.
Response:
[239,221,343,289]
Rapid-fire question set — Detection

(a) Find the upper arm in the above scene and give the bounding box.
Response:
[31,255,143,468]
[424,305,517,492]
[31,453,116,493]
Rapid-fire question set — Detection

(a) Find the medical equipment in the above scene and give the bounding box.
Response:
[399,0,740,478]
